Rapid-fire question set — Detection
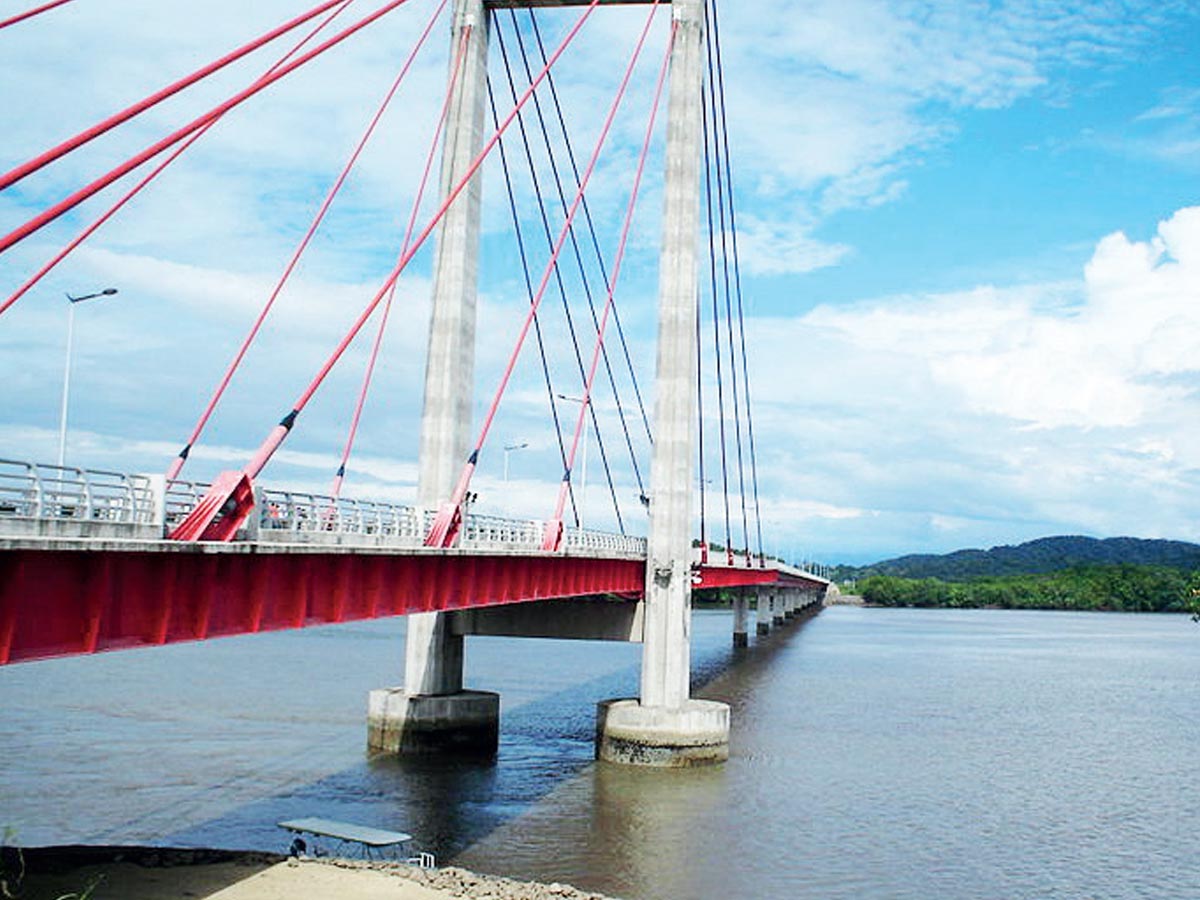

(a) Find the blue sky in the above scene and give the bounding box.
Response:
[1,0,1198,565]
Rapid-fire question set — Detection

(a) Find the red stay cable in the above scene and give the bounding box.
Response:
[424,0,663,550]
[165,0,447,482]
[0,0,415,258]
[329,19,468,500]
[1,0,361,318]
[546,16,675,543]
[0,0,348,190]
[168,0,603,541]
[233,0,605,483]
[0,0,74,31]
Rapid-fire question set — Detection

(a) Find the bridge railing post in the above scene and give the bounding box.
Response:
[243,485,265,541]
[139,473,167,534]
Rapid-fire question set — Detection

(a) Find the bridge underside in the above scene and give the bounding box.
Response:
[0,543,814,665]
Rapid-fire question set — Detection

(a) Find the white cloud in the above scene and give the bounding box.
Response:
[733,215,851,276]
[796,208,1200,430]
[715,0,1193,268]
[746,206,1200,558]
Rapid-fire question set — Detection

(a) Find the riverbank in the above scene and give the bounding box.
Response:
[854,565,1199,613]
[11,846,621,900]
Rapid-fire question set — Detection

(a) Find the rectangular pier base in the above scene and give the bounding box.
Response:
[368,688,499,757]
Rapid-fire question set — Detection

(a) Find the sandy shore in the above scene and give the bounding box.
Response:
[12,847,620,900]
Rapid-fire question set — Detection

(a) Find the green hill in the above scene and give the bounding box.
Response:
[838,536,1200,581]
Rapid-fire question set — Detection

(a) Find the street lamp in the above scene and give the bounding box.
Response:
[502,441,528,482]
[557,393,591,530]
[58,288,118,468]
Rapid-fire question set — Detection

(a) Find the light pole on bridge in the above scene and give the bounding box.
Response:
[58,288,118,468]
[556,394,591,530]
[502,441,528,482]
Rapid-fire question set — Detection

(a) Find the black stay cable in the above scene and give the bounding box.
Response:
[696,283,708,554]
[486,77,580,526]
[710,0,764,562]
[509,9,647,502]
[704,4,750,561]
[527,9,654,451]
[701,88,734,560]
[495,18,625,534]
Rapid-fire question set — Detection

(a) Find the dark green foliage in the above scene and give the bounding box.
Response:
[836,536,1200,583]
[858,565,1197,613]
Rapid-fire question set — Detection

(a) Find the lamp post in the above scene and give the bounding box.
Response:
[58,288,118,468]
[557,393,590,530]
[502,441,528,482]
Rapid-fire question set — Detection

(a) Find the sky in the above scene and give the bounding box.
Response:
[1,0,1198,565]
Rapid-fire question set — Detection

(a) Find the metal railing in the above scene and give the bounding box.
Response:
[0,459,156,524]
[258,489,424,540]
[165,478,209,527]
[565,527,647,556]
[258,491,648,555]
[462,512,543,548]
[0,458,649,556]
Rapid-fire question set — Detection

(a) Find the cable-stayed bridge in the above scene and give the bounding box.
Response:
[0,0,831,765]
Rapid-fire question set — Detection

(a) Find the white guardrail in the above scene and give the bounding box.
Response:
[0,459,648,555]
[0,459,157,523]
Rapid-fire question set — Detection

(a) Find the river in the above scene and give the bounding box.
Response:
[2,606,1197,899]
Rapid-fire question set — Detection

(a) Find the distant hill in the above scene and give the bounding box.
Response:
[840,536,1200,581]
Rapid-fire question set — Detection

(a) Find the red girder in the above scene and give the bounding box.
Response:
[0,549,644,666]
[693,565,776,589]
[0,546,821,666]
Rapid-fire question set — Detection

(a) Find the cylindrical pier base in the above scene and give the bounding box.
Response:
[596,698,729,767]
[368,688,499,757]
[733,631,749,647]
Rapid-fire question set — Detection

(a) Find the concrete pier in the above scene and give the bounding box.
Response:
[369,0,497,757]
[368,689,499,755]
[597,698,730,767]
[596,0,725,767]
[756,589,772,636]
[732,588,749,647]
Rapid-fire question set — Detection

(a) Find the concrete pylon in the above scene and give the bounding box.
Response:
[368,0,499,757]
[596,0,729,767]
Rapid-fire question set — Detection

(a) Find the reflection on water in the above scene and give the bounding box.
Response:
[2,608,1198,899]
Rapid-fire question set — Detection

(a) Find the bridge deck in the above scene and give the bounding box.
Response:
[0,538,810,665]
[0,461,826,666]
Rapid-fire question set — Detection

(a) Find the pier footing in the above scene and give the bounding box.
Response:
[596,698,729,767]
[368,689,499,757]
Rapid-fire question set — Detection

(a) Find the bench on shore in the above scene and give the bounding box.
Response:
[277,817,435,867]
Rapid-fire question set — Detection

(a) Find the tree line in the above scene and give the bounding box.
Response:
[835,536,1200,583]
[857,564,1200,615]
